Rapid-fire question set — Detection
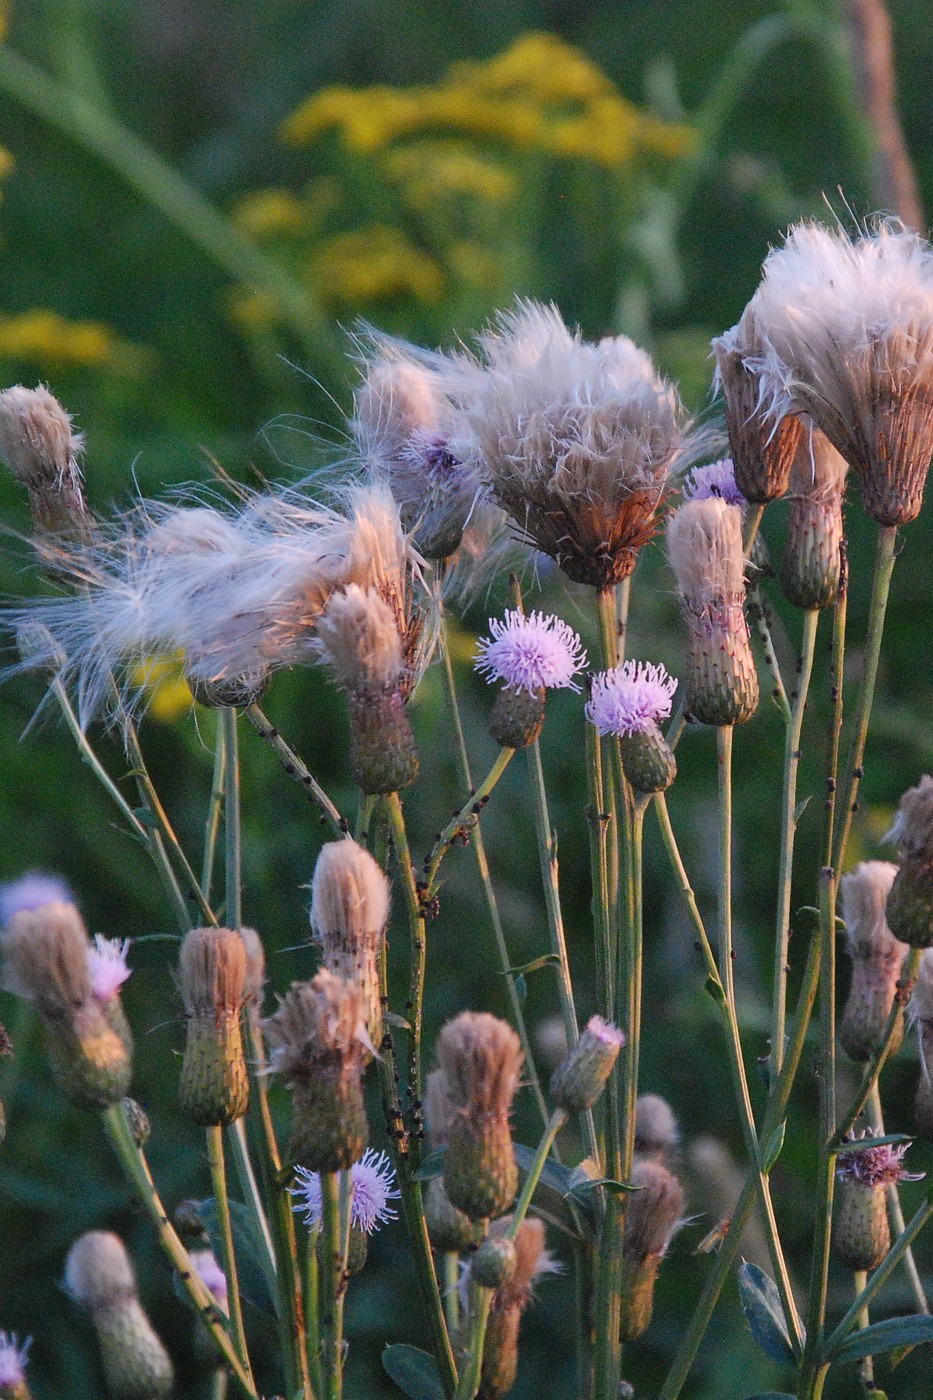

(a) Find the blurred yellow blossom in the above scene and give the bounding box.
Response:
[447,32,614,105]
[233,188,306,239]
[129,654,193,724]
[385,142,516,210]
[0,147,13,185]
[313,226,445,307]
[0,309,137,370]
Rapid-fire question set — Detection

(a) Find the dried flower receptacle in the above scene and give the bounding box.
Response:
[713,303,802,503]
[840,862,907,1061]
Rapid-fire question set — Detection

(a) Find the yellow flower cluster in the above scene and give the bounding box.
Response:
[233,188,306,239]
[129,654,194,725]
[384,142,515,211]
[313,226,445,307]
[0,309,120,368]
[280,31,696,170]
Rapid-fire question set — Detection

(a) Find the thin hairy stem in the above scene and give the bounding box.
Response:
[245,704,348,838]
[206,1124,253,1378]
[319,1173,344,1400]
[424,746,515,892]
[526,740,580,1054]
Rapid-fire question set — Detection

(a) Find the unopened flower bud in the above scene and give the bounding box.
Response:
[667,498,759,726]
[317,585,419,793]
[472,1234,517,1291]
[0,385,91,538]
[840,862,908,1061]
[437,1012,522,1221]
[488,684,545,749]
[634,1095,679,1162]
[886,776,933,947]
[781,428,848,611]
[834,1136,923,1271]
[0,1332,31,1400]
[65,1232,173,1400]
[550,1016,624,1115]
[422,1069,484,1250]
[311,839,390,1055]
[263,969,369,1172]
[1,902,131,1110]
[178,927,249,1126]
[713,307,802,503]
[619,1159,684,1342]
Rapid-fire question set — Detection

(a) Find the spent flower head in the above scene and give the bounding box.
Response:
[585,661,677,737]
[292,1148,400,1235]
[475,610,586,694]
[836,1133,924,1187]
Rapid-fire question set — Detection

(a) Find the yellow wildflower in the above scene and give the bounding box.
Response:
[129,655,193,724]
[384,142,516,210]
[446,241,501,291]
[281,86,423,151]
[233,188,305,239]
[0,147,14,184]
[0,309,119,368]
[313,226,444,306]
[448,32,613,106]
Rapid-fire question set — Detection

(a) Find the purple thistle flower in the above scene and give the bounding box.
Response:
[0,1332,30,1389]
[292,1148,400,1235]
[190,1250,228,1313]
[0,872,73,928]
[683,459,746,508]
[836,1133,925,1188]
[586,661,677,737]
[86,935,131,1002]
[474,610,587,694]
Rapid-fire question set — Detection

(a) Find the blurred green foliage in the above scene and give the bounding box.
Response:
[1,2,933,1398]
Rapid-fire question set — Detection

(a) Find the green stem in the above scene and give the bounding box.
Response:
[424,747,515,892]
[202,716,227,901]
[746,580,792,722]
[852,1269,874,1395]
[101,1104,258,1399]
[319,1173,344,1400]
[452,1289,493,1400]
[833,525,898,872]
[206,1125,253,1378]
[743,503,766,559]
[385,790,428,1131]
[51,680,147,842]
[223,708,242,929]
[507,1109,567,1240]
[227,1117,276,1285]
[305,1230,323,1397]
[771,608,819,1082]
[439,629,548,1131]
[443,1252,460,1335]
[245,704,347,839]
[0,44,339,368]
[615,576,632,663]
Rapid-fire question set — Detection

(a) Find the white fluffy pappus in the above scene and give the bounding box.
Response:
[86,934,131,1002]
[310,838,391,946]
[456,300,689,587]
[752,219,933,524]
[666,497,746,611]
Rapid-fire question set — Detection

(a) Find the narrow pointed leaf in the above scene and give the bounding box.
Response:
[825,1314,933,1364]
[382,1344,446,1400]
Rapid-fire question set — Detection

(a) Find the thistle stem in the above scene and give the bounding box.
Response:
[452,1289,493,1400]
[245,704,347,838]
[771,607,819,1083]
[319,1173,344,1400]
[202,715,227,901]
[424,747,515,892]
[746,580,792,722]
[206,1124,253,1376]
[443,1252,460,1335]
[852,1270,874,1395]
[507,1109,567,1241]
[102,1103,259,1399]
[223,708,242,930]
[305,1230,322,1397]
[227,1117,276,1285]
[385,790,428,1125]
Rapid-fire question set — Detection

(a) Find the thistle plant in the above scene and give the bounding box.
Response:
[4,218,933,1400]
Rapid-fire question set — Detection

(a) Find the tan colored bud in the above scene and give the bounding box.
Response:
[781,428,848,611]
[263,969,369,1171]
[0,385,91,537]
[65,1232,174,1400]
[550,1016,624,1115]
[619,1159,684,1342]
[437,1012,522,1221]
[311,839,390,1055]
[840,862,908,1061]
[667,498,759,726]
[887,777,933,948]
[423,1068,484,1250]
[712,308,802,503]
[178,927,249,1126]
[477,1218,556,1400]
[488,684,544,750]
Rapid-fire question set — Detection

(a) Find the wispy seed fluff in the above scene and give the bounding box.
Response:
[65,1232,174,1400]
[634,1094,680,1161]
[781,426,848,610]
[619,1159,685,1342]
[0,384,91,538]
[436,1011,522,1221]
[475,610,586,750]
[263,968,369,1172]
[352,329,484,561]
[1,901,131,1110]
[460,300,685,587]
[910,952,933,1139]
[839,862,908,1062]
[834,1133,924,1271]
[753,220,933,526]
[177,927,250,1127]
[666,497,759,726]
[586,661,678,793]
[886,775,933,947]
[712,301,802,503]
[310,838,390,1054]
[422,1067,483,1252]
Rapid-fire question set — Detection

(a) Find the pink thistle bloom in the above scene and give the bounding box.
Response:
[474,610,586,694]
[0,1332,30,1389]
[836,1134,925,1188]
[683,459,746,509]
[86,935,131,1002]
[584,1015,626,1048]
[0,872,72,927]
[190,1250,228,1314]
[292,1148,400,1235]
[586,661,677,737]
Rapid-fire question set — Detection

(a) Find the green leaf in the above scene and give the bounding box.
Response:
[705,975,726,1005]
[834,1132,914,1155]
[412,1148,446,1182]
[793,795,812,824]
[825,1314,933,1365]
[382,1344,445,1400]
[504,953,562,977]
[738,1262,795,1366]
[761,1122,786,1173]
[513,1144,575,1198]
[196,1197,275,1316]
[385,1011,411,1031]
[515,973,527,1005]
